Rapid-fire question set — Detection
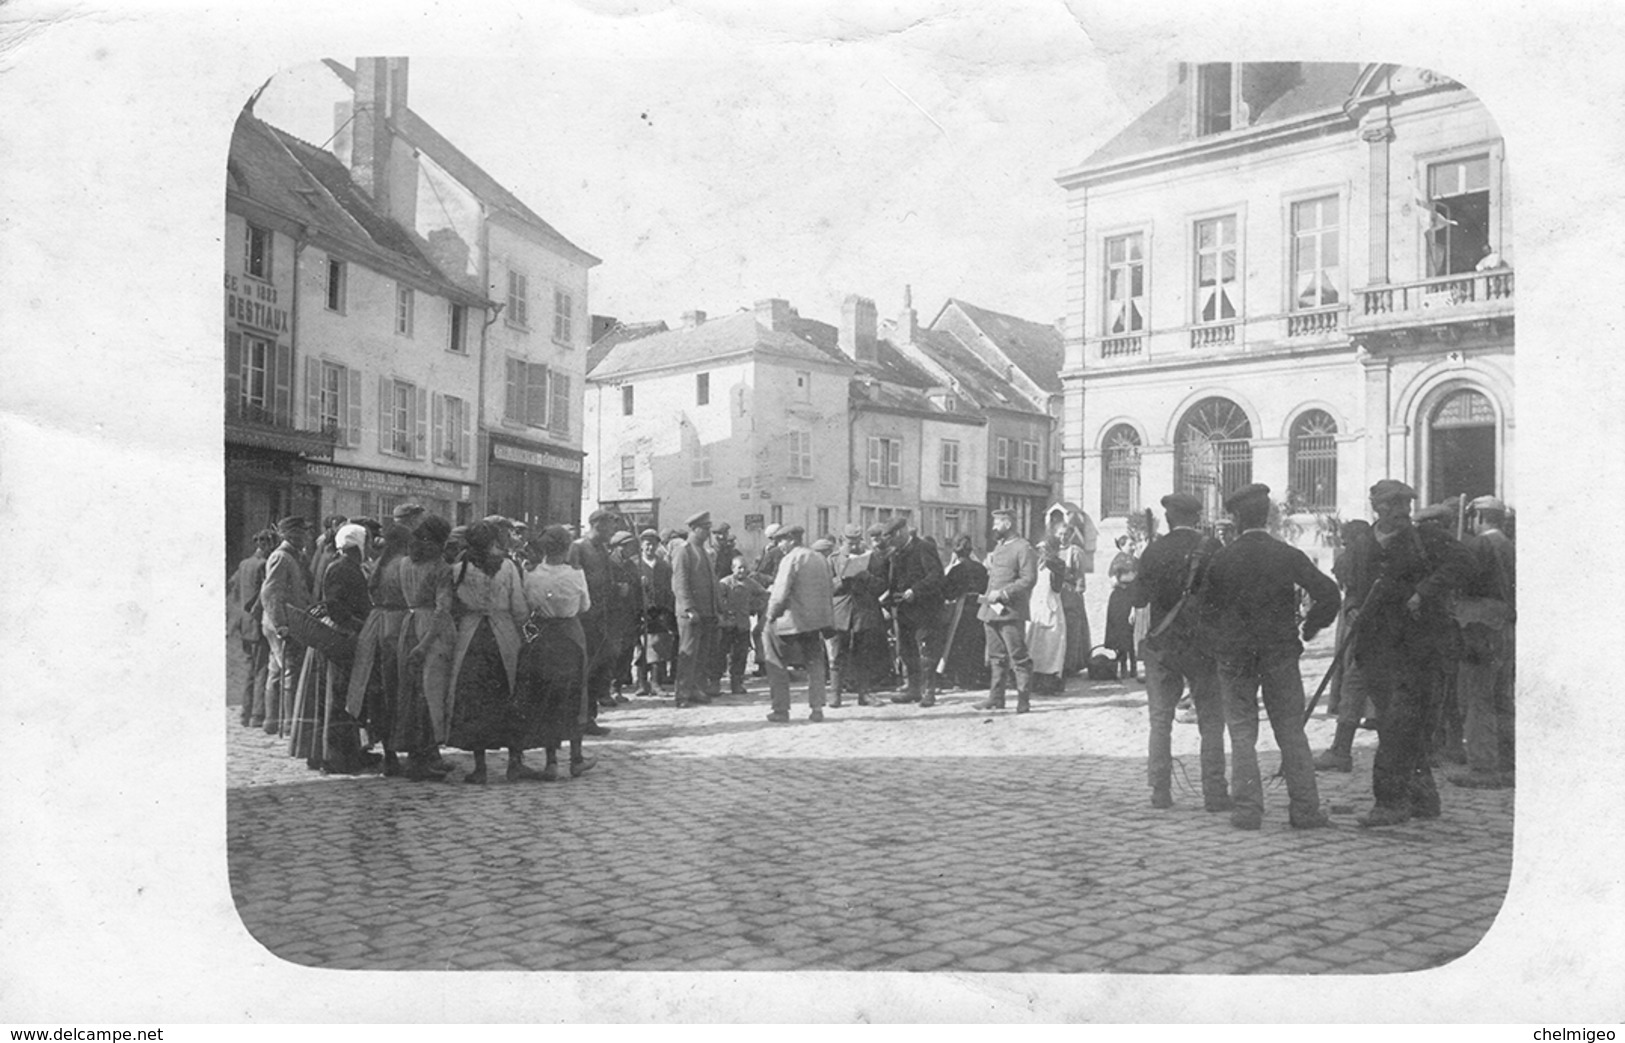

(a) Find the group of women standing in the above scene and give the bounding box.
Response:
[320,517,598,784]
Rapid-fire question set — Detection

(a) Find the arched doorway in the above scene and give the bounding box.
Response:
[1175,397,1253,520]
[1426,388,1497,502]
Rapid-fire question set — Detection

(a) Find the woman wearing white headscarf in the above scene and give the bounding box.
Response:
[1027,536,1068,690]
[305,522,376,773]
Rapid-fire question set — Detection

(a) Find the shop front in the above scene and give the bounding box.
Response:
[224,425,332,576]
[485,436,584,529]
[598,498,659,535]
[299,461,476,529]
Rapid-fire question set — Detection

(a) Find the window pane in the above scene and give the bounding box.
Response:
[1107,238,1124,264]
[1128,234,1142,260]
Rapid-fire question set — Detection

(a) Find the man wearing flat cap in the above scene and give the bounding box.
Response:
[606,529,645,700]
[1203,484,1340,830]
[711,521,739,581]
[826,522,887,707]
[671,510,722,706]
[635,528,677,695]
[392,502,427,532]
[763,525,835,722]
[881,516,946,706]
[1131,492,1229,811]
[1449,494,1516,789]
[1336,479,1475,827]
[230,528,277,728]
[750,522,787,678]
[259,516,313,735]
[567,508,623,733]
[976,508,1038,712]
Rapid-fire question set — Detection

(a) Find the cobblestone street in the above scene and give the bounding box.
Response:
[226,641,1514,974]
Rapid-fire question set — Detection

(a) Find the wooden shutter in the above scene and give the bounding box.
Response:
[225,331,242,414]
[378,375,391,453]
[272,341,293,426]
[459,399,471,469]
[414,385,429,460]
[550,372,570,433]
[432,392,446,464]
[526,363,548,427]
[504,357,520,422]
[867,437,880,485]
[304,356,320,432]
[346,367,362,447]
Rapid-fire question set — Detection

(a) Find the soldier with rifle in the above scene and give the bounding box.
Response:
[1131,492,1229,811]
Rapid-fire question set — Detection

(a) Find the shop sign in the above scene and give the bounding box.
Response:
[303,462,466,501]
[614,500,655,513]
[744,514,765,531]
[492,442,583,475]
[224,273,290,334]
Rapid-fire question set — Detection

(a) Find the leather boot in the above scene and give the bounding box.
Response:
[1313,721,1357,772]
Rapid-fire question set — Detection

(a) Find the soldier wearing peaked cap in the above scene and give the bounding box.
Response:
[568,507,626,732]
[975,507,1038,713]
[1203,483,1341,830]
[671,509,721,705]
[712,520,739,581]
[1448,493,1516,790]
[1339,479,1477,826]
[260,515,314,736]
[1131,491,1229,811]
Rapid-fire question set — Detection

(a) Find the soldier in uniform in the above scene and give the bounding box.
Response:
[975,508,1038,713]
[1203,483,1340,830]
[1340,480,1475,827]
[1447,495,1516,789]
[880,516,945,707]
[1132,492,1229,811]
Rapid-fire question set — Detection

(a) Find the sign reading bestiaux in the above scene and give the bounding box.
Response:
[224,272,290,334]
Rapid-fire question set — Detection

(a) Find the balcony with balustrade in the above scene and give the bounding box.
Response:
[225,397,338,458]
[1348,268,1514,346]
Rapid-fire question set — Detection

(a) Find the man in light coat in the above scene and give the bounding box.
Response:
[260,515,313,735]
[764,526,835,722]
[230,528,276,727]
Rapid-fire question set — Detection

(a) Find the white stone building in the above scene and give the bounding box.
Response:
[1057,62,1514,541]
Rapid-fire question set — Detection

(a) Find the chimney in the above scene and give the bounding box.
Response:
[682,309,707,329]
[840,295,878,363]
[754,298,791,332]
[897,284,917,343]
[350,57,417,229]
[426,228,471,277]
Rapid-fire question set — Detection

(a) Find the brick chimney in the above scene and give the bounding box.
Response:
[754,298,791,332]
[896,284,918,344]
[840,295,878,363]
[350,57,417,229]
[681,309,707,328]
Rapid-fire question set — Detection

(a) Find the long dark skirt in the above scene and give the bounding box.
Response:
[940,598,989,690]
[518,617,588,749]
[390,614,439,756]
[1104,586,1136,654]
[290,649,367,771]
[1061,589,1091,676]
[359,637,400,749]
[446,619,521,752]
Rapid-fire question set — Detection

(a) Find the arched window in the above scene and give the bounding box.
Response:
[1175,397,1252,519]
[1101,425,1142,517]
[1288,409,1338,511]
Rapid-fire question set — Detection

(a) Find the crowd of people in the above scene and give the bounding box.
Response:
[227,477,1515,829]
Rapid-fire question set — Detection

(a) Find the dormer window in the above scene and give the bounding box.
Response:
[1196,63,1233,135]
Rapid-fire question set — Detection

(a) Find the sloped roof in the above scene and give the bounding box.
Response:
[1081,62,1364,169]
[229,113,481,303]
[588,310,848,379]
[906,326,1033,413]
[587,320,668,374]
[322,59,599,266]
[945,299,1063,393]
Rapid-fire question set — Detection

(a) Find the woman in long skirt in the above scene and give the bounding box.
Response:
[1028,537,1069,693]
[346,523,412,775]
[518,525,596,780]
[1104,536,1141,680]
[312,523,373,773]
[444,520,539,784]
[397,516,456,781]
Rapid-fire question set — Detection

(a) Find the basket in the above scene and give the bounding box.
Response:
[1086,645,1120,681]
[286,606,357,663]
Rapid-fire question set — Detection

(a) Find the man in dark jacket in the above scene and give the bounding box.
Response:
[635,528,677,694]
[260,515,313,735]
[1132,492,1228,811]
[826,523,887,707]
[1203,483,1340,830]
[1341,480,1476,826]
[1449,495,1516,789]
[671,511,721,707]
[567,508,620,734]
[975,508,1038,713]
[881,516,946,706]
[607,530,646,702]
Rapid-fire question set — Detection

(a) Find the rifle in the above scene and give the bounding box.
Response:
[934,594,967,675]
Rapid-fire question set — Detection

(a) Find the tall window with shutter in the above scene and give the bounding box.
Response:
[225,331,291,427]
[550,372,570,434]
[504,357,549,428]
[378,377,427,458]
[553,289,573,344]
[303,357,362,445]
[507,270,528,328]
[432,393,472,468]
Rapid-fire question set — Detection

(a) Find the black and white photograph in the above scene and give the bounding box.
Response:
[2,0,1622,1027]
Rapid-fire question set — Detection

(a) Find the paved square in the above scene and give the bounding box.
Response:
[226,641,1513,973]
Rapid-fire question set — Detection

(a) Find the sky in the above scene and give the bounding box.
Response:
[252,2,1172,333]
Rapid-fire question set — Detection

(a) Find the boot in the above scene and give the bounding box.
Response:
[1313,721,1357,772]
[1015,693,1030,714]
